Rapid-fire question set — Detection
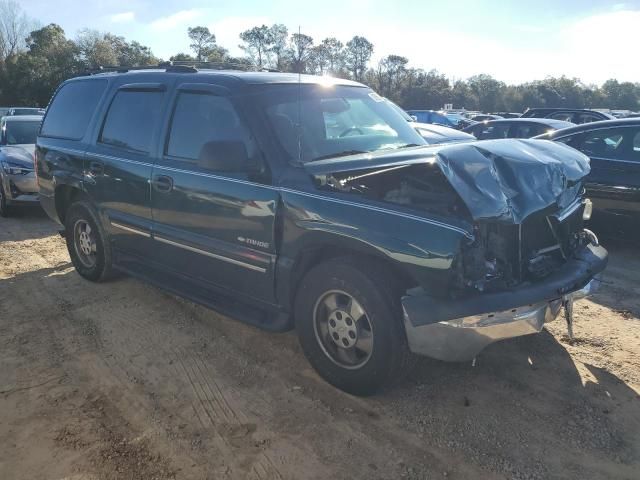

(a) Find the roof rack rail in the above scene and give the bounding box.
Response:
[81,60,264,76]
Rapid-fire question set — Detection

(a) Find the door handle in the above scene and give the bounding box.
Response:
[88,161,104,176]
[152,174,173,192]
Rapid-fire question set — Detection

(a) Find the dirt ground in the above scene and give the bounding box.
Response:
[0,209,638,480]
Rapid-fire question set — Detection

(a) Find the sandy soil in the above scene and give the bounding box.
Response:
[0,209,638,480]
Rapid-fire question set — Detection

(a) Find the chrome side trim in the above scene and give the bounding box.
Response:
[154,164,275,190]
[110,221,151,238]
[51,146,87,157]
[88,152,154,168]
[154,236,267,273]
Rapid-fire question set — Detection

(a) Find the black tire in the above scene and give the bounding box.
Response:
[64,201,114,282]
[294,258,414,396]
[0,182,11,217]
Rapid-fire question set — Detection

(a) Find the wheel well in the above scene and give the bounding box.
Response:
[289,246,417,310]
[55,185,85,225]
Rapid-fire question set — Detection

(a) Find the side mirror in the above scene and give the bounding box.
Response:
[197,140,254,173]
[410,115,418,122]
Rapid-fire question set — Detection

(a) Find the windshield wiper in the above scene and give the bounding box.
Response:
[311,150,368,162]
[397,143,421,149]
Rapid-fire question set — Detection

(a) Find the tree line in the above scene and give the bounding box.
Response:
[1,0,638,113]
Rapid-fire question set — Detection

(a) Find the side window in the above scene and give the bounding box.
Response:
[99,90,164,153]
[576,114,601,124]
[166,92,258,172]
[578,128,635,161]
[634,131,640,155]
[473,123,509,140]
[40,80,107,140]
[548,112,573,122]
[512,123,546,138]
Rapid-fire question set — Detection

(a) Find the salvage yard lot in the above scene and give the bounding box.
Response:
[0,211,638,480]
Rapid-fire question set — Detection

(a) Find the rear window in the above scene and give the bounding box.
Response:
[41,80,107,140]
[4,120,40,145]
[99,90,164,153]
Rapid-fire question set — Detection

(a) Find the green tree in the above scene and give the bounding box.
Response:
[239,25,272,68]
[188,26,218,61]
[289,32,313,73]
[344,36,373,81]
[467,74,505,112]
[268,24,289,71]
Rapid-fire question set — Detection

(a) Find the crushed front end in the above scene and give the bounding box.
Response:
[400,139,607,361]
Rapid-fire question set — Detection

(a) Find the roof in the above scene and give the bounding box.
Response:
[538,117,640,139]
[475,117,574,129]
[2,115,43,122]
[78,69,365,88]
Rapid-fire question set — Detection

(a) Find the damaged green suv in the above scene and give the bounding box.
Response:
[36,68,607,395]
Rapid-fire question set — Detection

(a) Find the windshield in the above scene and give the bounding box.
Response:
[257,84,425,163]
[3,121,40,145]
[385,99,414,122]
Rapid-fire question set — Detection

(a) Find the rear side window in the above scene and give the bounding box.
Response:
[579,127,639,161]
[40,80,107,140]
[99,90,164,153]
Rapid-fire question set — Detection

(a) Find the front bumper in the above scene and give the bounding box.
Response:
[3,172,39,204]
[402,243,607,361]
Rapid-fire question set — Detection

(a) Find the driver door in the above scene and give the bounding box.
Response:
[150,83,280,303]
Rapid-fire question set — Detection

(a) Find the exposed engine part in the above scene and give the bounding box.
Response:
[318,164,470,218]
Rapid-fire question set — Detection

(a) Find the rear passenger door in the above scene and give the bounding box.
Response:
[150,83,280,304]
[84,81,170,258]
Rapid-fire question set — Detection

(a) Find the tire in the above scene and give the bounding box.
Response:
[0,182,11,217]
[64,201,114,282]
[294,258,414,396]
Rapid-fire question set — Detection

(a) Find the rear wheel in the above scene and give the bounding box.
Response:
[65,201,114,282]
[0,182,11,217]
[294,258,413,395]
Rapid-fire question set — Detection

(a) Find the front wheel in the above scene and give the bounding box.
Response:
[294,258,413,395]
[65,201,114,282]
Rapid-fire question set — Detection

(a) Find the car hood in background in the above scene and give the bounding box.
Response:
[0,144,35,167]
[409,121,476,144]
[305,139,591,224]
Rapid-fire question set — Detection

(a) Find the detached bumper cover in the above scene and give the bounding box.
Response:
[402,243,607,361]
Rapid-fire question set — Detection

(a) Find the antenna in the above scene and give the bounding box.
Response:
[297,25,302,164]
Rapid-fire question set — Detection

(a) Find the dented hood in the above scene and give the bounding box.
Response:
[305,139,591,224]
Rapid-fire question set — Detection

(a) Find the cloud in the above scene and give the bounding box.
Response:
[150,9,201,31]
[110,11,135,23]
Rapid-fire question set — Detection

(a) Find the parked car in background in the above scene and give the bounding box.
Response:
[411,122,476,145]
[464,118,574,139]
[0,115,42,216]
[405,109,457,128]
[7,107,46,116]
[386,100,476,145]
[36,68,606,395]
[492,112,522,119]
[471,114,503,122]
[522,108,615,124]
[535,118,640,229]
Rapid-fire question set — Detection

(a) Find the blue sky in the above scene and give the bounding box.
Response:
[20,0,640,84]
